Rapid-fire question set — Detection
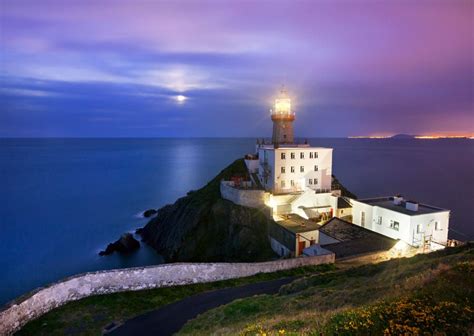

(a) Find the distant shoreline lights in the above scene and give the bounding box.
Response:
[348,134,474,139]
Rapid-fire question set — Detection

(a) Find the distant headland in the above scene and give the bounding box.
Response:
[349,133,473,139]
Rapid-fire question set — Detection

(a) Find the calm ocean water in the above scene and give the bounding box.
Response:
[1,138,473,304]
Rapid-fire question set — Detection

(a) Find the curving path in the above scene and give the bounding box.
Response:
[109,277,296,336]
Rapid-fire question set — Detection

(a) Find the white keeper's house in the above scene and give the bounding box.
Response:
[221,88,451,258]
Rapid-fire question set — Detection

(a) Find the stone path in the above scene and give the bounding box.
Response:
[109,277,296,336]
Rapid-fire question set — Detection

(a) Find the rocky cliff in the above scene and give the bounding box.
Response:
[139,159,276,262]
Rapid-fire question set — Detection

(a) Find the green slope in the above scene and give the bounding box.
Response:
[178,243,474,335]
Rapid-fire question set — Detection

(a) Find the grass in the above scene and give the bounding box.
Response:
[15,264,334,336]
[178,243,474,335]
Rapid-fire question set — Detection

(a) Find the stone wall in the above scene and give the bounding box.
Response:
[0,254,334,335]
[220,181,268,208]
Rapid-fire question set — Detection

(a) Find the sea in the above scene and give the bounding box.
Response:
[1,138,473,305]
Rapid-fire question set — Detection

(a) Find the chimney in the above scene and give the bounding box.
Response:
[406,201,419,211]
[393,195,403,205]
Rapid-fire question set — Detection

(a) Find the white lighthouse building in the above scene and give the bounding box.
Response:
[256,89,333,194]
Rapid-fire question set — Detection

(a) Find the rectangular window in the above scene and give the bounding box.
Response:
[417,224,422,233]
[361,212,366,227]
[390,220,400,231]
[377,216,382,225]
[291,152,295,159]
[314,178,318,185]
[281,153,286,160]
[314,165,318,171]
[291,166,295,173]
[310,152,313,159]
[309,178,313,185]
[281,180,286,188]
[300,152,304,159]
[300,166,304,173]
[435,221,441,230]
[314,152,318,158]
[290,180,295,187]
[281,166,285,173]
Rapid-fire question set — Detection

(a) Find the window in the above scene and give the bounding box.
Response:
[435,221,441,231]
[300,166,304,173]
[281,167,285,173]
[314,152,318,158]
[291,166,295,173]
[313,178,318,185]
[314,165,318,171]
[377,216,382,225]
[300,152,304,159]
[281,153,286,160]
[281,180,285,188]
[291,152,295,159]
[417,224,422,233]
[390,220,400,231]
[309,178,313,185]
[290,180,295,187]
[361,212,366,227]
[310,152,314,159]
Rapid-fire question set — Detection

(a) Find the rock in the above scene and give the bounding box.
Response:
[99,233,140,256]
[135,227,144,235]
[140,158,276,262]
[143,209,157,218]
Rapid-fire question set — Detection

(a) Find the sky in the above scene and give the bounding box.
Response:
[0,0,473,137]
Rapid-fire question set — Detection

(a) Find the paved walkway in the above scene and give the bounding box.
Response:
[109,277,296,336]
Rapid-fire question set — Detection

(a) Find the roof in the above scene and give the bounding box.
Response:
[275,214,322,234]
[319,217,397,258]
[258,145,332,151]
[357,197,448,216]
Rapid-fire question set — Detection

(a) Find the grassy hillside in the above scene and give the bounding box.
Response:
[179,243,474,335]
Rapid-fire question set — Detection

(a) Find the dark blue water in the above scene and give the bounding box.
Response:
[1,138,473,305]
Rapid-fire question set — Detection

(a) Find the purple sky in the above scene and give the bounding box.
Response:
[1,0,472,137]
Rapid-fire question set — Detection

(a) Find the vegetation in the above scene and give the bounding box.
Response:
[16,265,334,336]
[178,244,473,335]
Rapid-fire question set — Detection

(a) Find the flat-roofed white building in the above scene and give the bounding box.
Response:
[350,196,449,249]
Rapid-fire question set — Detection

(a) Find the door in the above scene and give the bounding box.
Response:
[298,241,306,256]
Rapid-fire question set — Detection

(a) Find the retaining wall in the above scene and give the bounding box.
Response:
[0,254,334,335]
[220,181,268,208]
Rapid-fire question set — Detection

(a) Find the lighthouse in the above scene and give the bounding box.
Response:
[271,89,295,145]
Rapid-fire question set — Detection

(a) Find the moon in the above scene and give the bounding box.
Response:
[173,95,187,104]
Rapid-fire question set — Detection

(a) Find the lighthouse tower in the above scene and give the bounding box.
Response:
[271,88,295,145]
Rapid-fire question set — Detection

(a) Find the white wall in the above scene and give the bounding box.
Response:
[0,255,335,335]
[290,191,336,219]
[220,181,268,208]
[297,230,319,255]
[410,211,449,246]
[258,147,332,194]
[244,159,259,173]
[351,199,375,230]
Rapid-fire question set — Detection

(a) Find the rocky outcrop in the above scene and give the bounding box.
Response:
[99,233,140,256]
[143,209,157,218]
[139,159,276,262]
